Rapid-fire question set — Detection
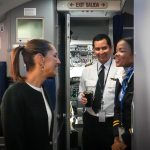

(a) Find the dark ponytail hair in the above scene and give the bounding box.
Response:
[12,39,53,81]
[13,46,25,81]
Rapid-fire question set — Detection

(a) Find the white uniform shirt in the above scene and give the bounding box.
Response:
[78,58,123,117]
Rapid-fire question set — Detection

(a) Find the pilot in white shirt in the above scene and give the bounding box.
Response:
[78,33,123,150]
[79,58,122,117]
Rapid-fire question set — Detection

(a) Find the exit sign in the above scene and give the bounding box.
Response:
[68,1,108,9]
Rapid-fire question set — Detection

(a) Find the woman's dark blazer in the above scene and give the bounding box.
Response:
[113,74,134,148]
[1,82,54,150]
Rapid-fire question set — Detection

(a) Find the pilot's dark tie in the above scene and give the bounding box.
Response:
[92,64,105,113]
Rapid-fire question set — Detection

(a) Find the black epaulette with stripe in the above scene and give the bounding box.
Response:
[85,62,93,67]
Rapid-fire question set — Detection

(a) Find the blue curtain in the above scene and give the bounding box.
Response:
[113,14,124,54]
[0,62,7,104]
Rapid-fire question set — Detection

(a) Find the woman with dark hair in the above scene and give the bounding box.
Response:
[1,39,61,150]
[112,37,134,150]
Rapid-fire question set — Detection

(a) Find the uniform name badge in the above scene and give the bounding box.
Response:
[98,110,106,122]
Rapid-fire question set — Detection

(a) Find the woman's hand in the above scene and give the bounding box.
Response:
[112,137,127,150]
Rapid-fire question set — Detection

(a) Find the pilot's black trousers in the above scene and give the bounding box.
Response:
[82,111,114,150]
